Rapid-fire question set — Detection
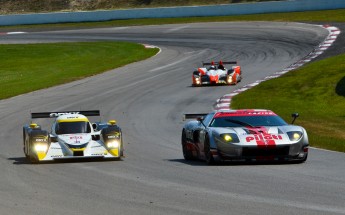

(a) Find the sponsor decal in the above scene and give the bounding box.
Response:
[69,136,83,143]
[49,112,80,117]
[246,134,282,147]
[69,136,83,140]
[91,153,104,156]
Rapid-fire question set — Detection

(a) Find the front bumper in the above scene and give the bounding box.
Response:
[213,144,308,162]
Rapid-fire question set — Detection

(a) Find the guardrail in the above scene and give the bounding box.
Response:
[0,0,345,26]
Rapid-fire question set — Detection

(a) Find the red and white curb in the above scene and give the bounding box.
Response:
[143,44,157,49]
[142,44,162,56]
[214,25,341,111]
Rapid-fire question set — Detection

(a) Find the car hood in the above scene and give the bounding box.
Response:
[206,69,225,76]
[213,126,303,146]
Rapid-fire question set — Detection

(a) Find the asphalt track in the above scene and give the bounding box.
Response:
[0,22,344,215]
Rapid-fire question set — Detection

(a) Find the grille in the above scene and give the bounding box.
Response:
[201,75,210,82]
[242,146,289,157]
[73,151,84,156]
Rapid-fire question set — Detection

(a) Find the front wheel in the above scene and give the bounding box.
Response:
[294,154,308,164]
[204,136,215,165]
[182,130,194,160]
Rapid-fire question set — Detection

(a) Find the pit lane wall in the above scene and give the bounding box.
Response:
[0,0,345,26]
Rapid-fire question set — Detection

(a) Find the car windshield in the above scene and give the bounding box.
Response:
[209,116,288,127]
[56,121,91,134]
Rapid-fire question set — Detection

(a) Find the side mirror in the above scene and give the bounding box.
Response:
[197,117,204,122]
[50,134,58,142]
[108,120,117,126]
[92,123,98,131]
[291,113,299,124]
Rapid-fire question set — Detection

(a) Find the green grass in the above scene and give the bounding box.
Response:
[0,42,158,99]
[231,54,345,152]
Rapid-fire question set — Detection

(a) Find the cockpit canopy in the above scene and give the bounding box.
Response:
[54,114,91,135]
[55,121,91,134]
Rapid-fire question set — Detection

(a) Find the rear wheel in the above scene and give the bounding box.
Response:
[204,136,215,165]
[182,130,194,160]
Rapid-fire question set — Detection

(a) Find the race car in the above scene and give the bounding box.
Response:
[23,110,124,163]
[181,109,309,164]
[192,60,242,86]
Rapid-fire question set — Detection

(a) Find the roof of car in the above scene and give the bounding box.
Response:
[56,114,89,123]
[213,109,276,118]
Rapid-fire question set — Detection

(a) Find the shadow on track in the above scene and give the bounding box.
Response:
[8,157,123,165]
[167,158,301,166]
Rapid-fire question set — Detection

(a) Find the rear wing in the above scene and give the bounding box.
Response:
[31,110,100,118]
[202,61,237,66]
[183,113,208,121]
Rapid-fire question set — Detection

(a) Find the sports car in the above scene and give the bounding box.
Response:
[192,61,242,86]
[23,110,124,163]
[181,109,309,164]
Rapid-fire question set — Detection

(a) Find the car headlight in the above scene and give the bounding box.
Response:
[219,133,239,143]
[287,131,303,141]
[107,140,120,148]
[34,143,48,152]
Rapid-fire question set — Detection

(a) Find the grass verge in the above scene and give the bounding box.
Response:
[0,42,159,99]
[231,54,345,152]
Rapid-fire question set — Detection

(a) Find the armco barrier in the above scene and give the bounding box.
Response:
[0,0,345,26]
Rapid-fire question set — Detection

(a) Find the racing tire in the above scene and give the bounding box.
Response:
[293,154,308,164]
[181,130,194,160]
[235,74,240,84]
[23,129,28,157]
[23,137,29,159]
[204,136,215,165]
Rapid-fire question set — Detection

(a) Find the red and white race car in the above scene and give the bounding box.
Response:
[192,61,242,86]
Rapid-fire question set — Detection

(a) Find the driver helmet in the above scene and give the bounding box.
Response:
[209,65,216,70]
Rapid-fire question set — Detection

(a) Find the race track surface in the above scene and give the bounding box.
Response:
[0,22,344,215]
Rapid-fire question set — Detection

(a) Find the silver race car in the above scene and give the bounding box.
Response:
[23,110,124,163]
[181,109,309,164]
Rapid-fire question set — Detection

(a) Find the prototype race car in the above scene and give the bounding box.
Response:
[192,61,242,86]
[181,109,309,164]
[23,110,124,163]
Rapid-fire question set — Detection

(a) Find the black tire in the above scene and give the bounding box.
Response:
[182,130,194,160]
[24,138,29,158]
[294,154,308,164]
[235,74,239,84]
[204,136,215,165]
[120,136,124,157]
